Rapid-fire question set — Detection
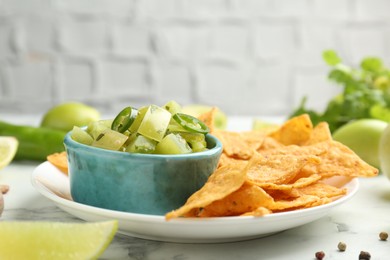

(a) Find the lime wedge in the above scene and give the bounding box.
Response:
[0,136,18,170]
[0,220,118,260]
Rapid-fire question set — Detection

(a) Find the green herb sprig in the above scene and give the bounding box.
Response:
[290,50,390,132]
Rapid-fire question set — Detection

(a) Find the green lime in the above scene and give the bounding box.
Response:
[379,123,390,178]
[0,136,18,170]
[0,220,117,260]
[41,102,100,132]
[333,119,387,168]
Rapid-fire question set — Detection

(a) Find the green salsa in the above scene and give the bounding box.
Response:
[71,101,210,155]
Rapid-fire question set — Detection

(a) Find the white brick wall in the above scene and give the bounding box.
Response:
[1,0,390,116]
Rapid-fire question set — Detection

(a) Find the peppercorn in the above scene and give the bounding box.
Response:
[359,251,371,260]
[315,251,325,260]
[337,241,346,251]
[379,231,388,241]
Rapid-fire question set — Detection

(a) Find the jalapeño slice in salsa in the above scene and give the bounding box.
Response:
[111,106,138,133]
[172,113,209,134]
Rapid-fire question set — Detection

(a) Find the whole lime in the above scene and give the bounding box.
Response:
[333,119,387,169]
[41,102,100,132]
[379,123,390,178]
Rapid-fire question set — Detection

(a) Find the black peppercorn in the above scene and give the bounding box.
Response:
[359,251,371,260]
[337,241,346,251]
[379,231,388,241]
[315,251,325,260]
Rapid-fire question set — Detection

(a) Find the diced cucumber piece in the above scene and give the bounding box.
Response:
[137,105,172,142]
[129,106,148,134]
[167,118,187,133]
[125,135,157,154]
[86,120,111,140]
[126,132,138,144]
[71,126,94,145]
[179,132,207,152]
[92,129,128,151]
[189,141,207,152]
[163,100,182,115]
[155,133,192,154]
[72,102,211,155]
[98,119,113,128]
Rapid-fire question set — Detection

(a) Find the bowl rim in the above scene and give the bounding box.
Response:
[64,130,223,159]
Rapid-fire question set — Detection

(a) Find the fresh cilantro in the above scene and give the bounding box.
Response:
[290,50,390,132]
[323,50,341,66]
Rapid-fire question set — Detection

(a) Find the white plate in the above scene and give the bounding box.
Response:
[31,161,359,243]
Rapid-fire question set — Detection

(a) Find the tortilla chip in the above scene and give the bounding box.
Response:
[240,131,266,151]
[217,153,248,169]
[304,122,333,145]
[213,130,257,160]
[249,173,322,191]
[258,142,328,158]
[47,152,68,175]
[306,141,379,178]
[197,107,218,133]
[165,163,247,220]
[265,188,301,201]
[321,176,354,188]
[298,182,347,199]
[246,153,321,186]
[268,114,313,145]
[257,136,284,152]
[165,114,378,219]
[241,207,272,217]
[196,182,274,217]
[290,173,322,188]
[269,194,322,212]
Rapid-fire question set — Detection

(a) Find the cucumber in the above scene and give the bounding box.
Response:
[155,133,192,154]
[70,102,211,155]
[163,100,182,115]
[86,120,111,140]
[137,105,172,142]
[129,106,148,134]
[125,135,157,154]
[91,129,128,151]
[71,126,93,145]
[179,132,207,152]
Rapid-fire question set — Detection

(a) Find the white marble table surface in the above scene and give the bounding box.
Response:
[1,115,390,259]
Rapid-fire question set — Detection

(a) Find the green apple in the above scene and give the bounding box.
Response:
[379,123,390,178]
[41,102,100,132]
[332,119,388,169]
[181,104,228,130]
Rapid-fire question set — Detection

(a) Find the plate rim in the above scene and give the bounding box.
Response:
[31,161,359,242]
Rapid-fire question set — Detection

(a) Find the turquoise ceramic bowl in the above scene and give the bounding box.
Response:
[64,132,222,215]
